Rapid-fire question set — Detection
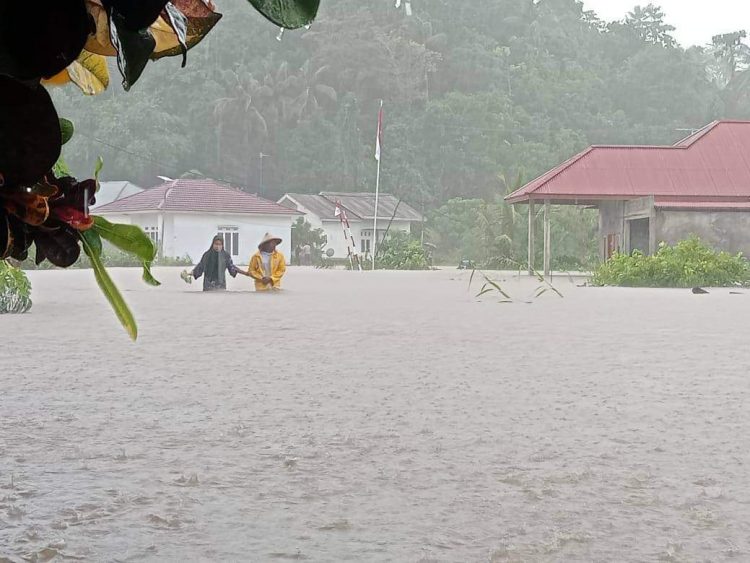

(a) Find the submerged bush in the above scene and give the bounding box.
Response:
[376,231,431,270]
[592,237,750,288]
[0,261,32,314]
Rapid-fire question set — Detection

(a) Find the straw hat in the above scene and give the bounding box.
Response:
[258,232,282,249]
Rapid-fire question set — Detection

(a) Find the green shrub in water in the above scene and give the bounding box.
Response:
[592,237,750,288]
[0,261,32,314]
[376,231,431,270]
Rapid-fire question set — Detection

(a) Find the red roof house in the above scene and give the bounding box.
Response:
[505,121,750,272]
[95,178,300,263]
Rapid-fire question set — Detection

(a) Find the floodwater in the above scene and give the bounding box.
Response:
[2,267,750,561]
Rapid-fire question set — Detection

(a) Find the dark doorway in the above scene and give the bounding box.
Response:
[629,218,650,255]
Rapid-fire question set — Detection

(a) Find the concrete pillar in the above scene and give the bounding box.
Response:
[599,203,607,262]
[543,199,551,278]
[649,206,657,256]
[528,200,535,276]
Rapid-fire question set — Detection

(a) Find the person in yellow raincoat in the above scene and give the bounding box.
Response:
[248,233,287,291]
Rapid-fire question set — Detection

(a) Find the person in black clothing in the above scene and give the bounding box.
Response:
[183,235,248,291]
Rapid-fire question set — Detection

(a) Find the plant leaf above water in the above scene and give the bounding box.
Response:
[93,216,155,262]
[59,118,74,145]
[92,216,161,287]
[80,230,138,340]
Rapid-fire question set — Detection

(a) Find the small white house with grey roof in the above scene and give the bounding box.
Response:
[278,192,424,259]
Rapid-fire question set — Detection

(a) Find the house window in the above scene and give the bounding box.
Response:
[218,226,239,256]
[143,227,159,246]
[361,229,386,251]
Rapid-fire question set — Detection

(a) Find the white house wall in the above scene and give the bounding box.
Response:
[171,213,293,264]
[319,219,413,259]
[321,220,353,259]
[162,214,175,257]
[98,213,131,225]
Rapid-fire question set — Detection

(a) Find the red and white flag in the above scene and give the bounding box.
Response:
[375,101,383,161]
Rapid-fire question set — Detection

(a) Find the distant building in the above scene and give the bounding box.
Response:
[506,120,750,275]
[92,181,143,209]
[278,192,424,259]
[95,178,300,263]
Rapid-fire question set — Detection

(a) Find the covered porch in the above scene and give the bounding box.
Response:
[521,196,619,277]
[505,121,750,274]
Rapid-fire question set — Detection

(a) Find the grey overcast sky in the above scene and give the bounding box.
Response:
[582,1,750,47]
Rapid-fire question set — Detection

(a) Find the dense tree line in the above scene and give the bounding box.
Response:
[52,0,750,265]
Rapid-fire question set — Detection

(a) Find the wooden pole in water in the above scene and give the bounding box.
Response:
[543,199,551,278]
[528,200,535,276]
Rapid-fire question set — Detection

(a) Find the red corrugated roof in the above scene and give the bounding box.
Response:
[506,121,750,204]
[94,179,301,215]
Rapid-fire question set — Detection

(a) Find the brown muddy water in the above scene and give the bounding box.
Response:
[2,267,750,561]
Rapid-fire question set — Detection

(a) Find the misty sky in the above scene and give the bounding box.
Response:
[582,0,750,47]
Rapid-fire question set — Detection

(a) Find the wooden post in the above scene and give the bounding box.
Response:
[649,198,657,257]
[527,200,535,276]
[543,199,551,278]
[599,203,607,263]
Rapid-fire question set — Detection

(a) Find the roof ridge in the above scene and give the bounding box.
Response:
[672,120,720,147]
[320,191,394,196]
[97,182,168,210]
[95,177,301,215]
[589,144,681,149]
[318,193,364,219]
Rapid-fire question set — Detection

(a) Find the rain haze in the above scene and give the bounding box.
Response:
[4,1,750,561]
[583,0,750,46]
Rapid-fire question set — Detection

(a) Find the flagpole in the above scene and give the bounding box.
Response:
[373,156,381,270]
[373,100,383,270]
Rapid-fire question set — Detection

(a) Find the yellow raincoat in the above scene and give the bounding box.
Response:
[248,250,286,291]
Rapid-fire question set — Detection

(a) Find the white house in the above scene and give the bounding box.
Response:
[95,178,300,264]
[278,192,424,259]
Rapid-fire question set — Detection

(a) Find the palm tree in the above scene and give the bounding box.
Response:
[211,59,338,189]
[708,31,750,116]
[287,61,338,122]
[474,171,523,267]
[213,69,270,173]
